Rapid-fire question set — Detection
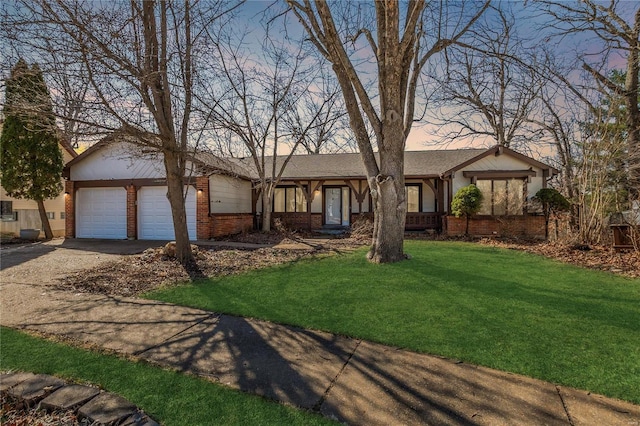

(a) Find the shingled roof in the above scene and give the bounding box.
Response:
[241,148,488,180]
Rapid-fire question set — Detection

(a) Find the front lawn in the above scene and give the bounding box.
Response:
[146,240,640,404]
[0,328,335,426]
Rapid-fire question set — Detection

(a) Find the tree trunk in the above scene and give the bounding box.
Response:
[544,215,550,240]
[625,30,640,202]
[164,150,193,265]
[36,198,53,239]
[367,133,406,263]
[465,215,470,236]
[262,194,272,232]
[261,184,272,232]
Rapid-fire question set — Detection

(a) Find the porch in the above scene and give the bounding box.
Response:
[271,211,443,232]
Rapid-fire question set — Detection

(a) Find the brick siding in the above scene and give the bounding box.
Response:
[445,215,546,238]
[64,181,75,238]
[210,213,253,238]
[196,177,211,240]
[126,185,137,239]
[272,212,322,230]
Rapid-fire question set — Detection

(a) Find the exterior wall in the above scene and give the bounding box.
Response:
[126,185,137,239]
[272,212,322,230]
[405,179,437,212]
[65,181,75,238]
[0,144,75,238]
[196,176,211,240]
[209,174,252,214]
[70,142,195,181]
[445,215,546,238]
[210,213,253,238]
[255,179,367,214]
[452,153,545,196]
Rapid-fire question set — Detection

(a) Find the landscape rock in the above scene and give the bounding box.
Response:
[78,392,137,424]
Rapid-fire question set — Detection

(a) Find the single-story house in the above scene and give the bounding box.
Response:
[63,139,557,240]
[1,138,77,238]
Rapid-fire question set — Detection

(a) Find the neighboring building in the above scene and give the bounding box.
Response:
[64,138,557,240]
[0,139,77,238]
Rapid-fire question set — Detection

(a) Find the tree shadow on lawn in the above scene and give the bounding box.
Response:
[10,289,640,423]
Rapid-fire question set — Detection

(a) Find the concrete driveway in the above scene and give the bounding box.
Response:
[1,238,166,272]
[0,238,166,327]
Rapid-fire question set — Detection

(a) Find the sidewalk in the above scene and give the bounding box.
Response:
[1,240,639,425]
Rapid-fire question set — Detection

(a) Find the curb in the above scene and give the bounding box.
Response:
[1,371,158,425]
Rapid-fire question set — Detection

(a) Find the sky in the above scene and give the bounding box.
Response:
[3,0,636,160]
[231,0,636,156]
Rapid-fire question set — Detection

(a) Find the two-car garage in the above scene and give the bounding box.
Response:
[137,186,196,240]
[75,186,196,240]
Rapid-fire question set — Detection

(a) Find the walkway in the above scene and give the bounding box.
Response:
[1,239,639,425]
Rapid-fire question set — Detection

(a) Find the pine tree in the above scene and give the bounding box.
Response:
[1,59,63,239]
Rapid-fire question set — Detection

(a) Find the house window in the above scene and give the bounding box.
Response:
[476,179,524,215]
[46,212,55,219]
[273,186,307,213]
[405,184,421,212]
[60,212,66,220]
[0,201,16,221]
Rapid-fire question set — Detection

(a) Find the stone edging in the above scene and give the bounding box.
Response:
[1,371,158,425]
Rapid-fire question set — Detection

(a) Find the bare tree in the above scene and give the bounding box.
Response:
[286,0,489,263]
[295,71,354,154]
[203,30,341,231]
[527,80,582,229]
[537,0,640,203]
[6,0,239,264]
[427,6,545,150]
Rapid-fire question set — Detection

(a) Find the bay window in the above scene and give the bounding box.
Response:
[476,179,524,216]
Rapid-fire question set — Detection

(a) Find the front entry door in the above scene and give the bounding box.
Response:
[324,187,350,226]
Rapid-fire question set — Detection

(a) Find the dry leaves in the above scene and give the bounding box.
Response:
[58,233,638,299]
[477,238,640,278]
[0,393,84,426]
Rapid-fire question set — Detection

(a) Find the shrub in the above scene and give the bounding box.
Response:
[451,184,483,236]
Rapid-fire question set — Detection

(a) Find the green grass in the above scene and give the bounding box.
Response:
[146,240,640,404]
[0,327,336,426]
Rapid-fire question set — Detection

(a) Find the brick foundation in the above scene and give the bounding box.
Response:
[272,212,322,230]
[64,181,75,238]
[210,213,253,238]
[445,215,546,238]
[196,177,211,240]
[126,185,137,239]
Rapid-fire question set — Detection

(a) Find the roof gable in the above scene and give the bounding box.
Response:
[443,145,558,176]
[66,135,251,180]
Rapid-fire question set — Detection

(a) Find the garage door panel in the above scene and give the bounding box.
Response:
[138,186,196,240]
[76,188,127,239]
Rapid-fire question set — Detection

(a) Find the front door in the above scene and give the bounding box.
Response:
[324,187,350,226]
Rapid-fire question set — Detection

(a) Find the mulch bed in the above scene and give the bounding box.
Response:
[58,237,363,297]
[0,392,85,426]
[476,238,640,278]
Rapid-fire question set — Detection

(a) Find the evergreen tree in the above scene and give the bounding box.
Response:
[1,59,63,239]
[451,184,484,236]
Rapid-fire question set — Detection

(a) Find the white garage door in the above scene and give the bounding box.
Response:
[138,186,197,240]
[76,187,127,239]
